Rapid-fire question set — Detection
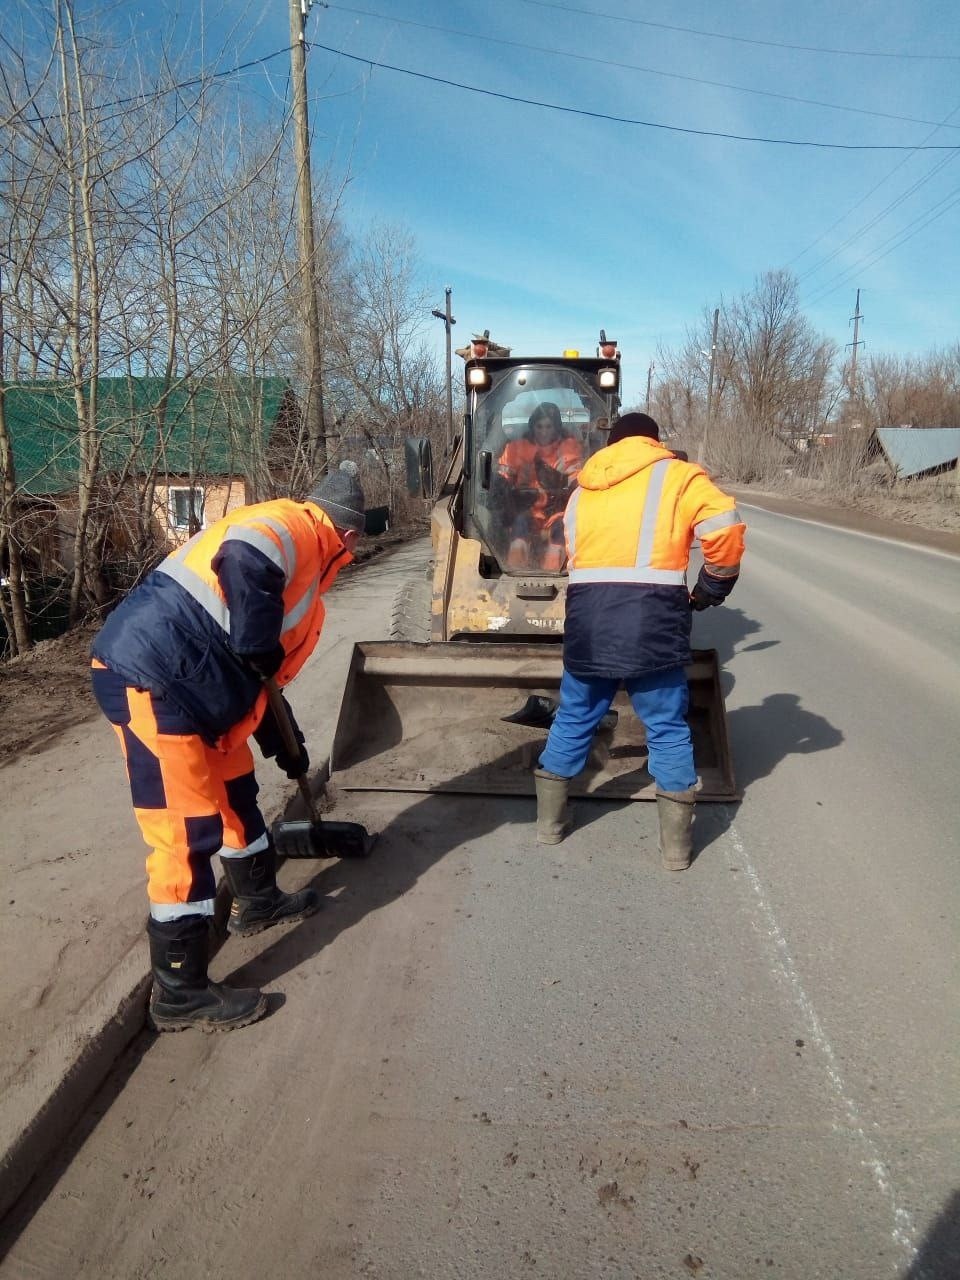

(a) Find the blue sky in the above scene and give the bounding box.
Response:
[163,3,960,401]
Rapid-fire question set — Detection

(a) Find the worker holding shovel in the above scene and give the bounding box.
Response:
[90,471,367,1033]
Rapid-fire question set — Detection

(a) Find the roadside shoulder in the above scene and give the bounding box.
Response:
[727,487,960,557]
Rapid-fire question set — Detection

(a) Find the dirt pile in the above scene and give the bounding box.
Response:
[0,623,100,765]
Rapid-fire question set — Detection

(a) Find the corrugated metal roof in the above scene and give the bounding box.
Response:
[2,377,289,497]
[875,427,960,479]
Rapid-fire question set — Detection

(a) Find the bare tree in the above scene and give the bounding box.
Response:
[1,0,447,656]
[723,270,837,445]
[327,223,444,510]
[858,347,960,429]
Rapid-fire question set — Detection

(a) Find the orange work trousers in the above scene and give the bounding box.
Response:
[91,661,267,914]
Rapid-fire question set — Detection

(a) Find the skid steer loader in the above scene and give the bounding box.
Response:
[328,333,737,801]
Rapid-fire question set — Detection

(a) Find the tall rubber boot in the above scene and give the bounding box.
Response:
[534,768,571,845]
[656,788,696,870]
[222,840,321,936]
[147,915,267,1033]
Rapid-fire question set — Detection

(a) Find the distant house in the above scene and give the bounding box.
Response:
[871,427,960,480]
[4,376,295,576]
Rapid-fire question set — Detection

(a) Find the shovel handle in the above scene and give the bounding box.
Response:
[264,678,321,825]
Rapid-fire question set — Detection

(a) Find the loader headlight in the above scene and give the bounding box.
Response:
[467,366,491,389]
[598,367,619,390]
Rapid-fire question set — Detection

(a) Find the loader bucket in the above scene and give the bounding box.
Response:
[329,642,738,801]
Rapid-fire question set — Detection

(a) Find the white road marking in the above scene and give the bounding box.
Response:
[737,501,960,561]
[728,819,919,1273]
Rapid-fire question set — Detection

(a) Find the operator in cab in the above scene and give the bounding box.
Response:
[496,402,584,570]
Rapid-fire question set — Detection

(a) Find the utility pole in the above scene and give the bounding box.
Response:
[699,306,720,464]
[645,361,654,413]
[431,287,456,448]
[289,0,326,478]
[846,288,863,400]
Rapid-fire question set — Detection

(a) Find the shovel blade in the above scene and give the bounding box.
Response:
[322,820,374,859]
[501,694,558,728]
[272,819,317,860]
[273,817,373,860]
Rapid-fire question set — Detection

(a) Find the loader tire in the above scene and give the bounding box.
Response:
[390,573,432,644]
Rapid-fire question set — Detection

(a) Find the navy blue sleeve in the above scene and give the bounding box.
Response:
[212,540,285,657]
[252,695,304,758]
[696,562,738,601]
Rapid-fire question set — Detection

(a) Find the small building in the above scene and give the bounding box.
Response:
[872,427,960,480]
[3,375,295,577]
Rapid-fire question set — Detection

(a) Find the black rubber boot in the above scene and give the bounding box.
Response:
[147,916,267,1032]
[222,841,321,937]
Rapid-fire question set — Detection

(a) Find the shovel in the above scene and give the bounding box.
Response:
[501,694,619,733]
[265,679,374,860]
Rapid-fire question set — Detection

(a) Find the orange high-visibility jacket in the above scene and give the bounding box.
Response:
[499,436,584,528]
[92,499,352,749]
[561,437,745,677]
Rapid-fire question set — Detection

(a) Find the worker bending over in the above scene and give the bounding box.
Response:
[534,413,745,869]
[90,471,366,1031]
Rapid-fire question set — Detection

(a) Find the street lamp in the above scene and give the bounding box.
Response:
[698,307,720,465]
[432,287,456,449]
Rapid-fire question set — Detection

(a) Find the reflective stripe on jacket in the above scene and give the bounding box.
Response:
[91,499,352,749]
[561,437,745,678]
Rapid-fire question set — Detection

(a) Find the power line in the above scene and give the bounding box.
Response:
[784,104,960,271]
[802,185,960,307]
[322,2,960,133]
[796,152,959,283]
[519,0,960,62]
[8,44,299,125]
[310,42,960,150]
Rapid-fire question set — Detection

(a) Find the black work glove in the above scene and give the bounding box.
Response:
[691,563,738,610]
[690,581,722,611]
[276,740,310,781]
[245,644,285,680]
[535,457,566,490]
[495,477,537,515]
[253,698,310,780]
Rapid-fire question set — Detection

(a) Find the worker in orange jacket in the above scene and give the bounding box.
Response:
[535,413,745,869]
[90,471,366,1031]
[497,402,583,570]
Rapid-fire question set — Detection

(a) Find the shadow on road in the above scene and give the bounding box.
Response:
[224,754,554,991]
[727,692,844,789]
[690,600,845,788]
[684,602,845,856]
[904,1189,960,1279]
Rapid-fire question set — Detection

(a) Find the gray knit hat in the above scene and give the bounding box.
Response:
[308,469,366,533]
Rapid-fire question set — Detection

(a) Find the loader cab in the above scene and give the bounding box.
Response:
[466,353,620,575]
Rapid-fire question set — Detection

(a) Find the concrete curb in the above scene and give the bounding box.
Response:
[0,936,151,1223]
[0,782,322,1224]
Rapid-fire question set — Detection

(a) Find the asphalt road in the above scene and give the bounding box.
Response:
[1,510,957,1280]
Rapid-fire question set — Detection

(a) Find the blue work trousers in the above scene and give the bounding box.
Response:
[539,666,697,792]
